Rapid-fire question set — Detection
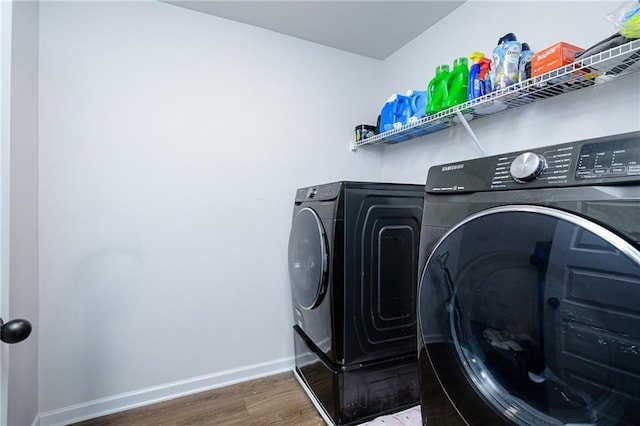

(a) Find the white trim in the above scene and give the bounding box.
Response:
[37,357,294,426]
[0,1,13,425]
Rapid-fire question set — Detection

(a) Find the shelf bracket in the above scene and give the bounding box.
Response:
[350,139,357,152]
[455,110,486,156]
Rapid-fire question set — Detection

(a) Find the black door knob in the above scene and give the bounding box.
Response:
[0,318,32,344]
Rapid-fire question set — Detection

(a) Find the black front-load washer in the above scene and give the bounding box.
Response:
[417,131,640,425]
[288,181,424,365]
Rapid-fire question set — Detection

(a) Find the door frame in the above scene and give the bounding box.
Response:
[0,0,13,423]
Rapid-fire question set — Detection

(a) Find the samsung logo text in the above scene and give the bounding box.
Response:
[442,164,464,172]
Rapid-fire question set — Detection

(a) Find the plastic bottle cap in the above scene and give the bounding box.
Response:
[521,42,531,52]
[453,57,469,67]
[498,32,517,45]
[469,51,485,63]
[406,89,414,96]
[436,64,450,73]
[387,93,397,102]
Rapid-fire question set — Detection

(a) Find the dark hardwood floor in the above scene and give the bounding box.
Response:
[72,372,325,425]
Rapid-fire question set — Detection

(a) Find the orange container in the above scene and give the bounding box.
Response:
[531,42,584,77]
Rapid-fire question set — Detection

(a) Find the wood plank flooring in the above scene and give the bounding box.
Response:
[72,372,325,425]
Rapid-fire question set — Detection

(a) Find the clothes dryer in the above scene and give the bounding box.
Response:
[289,181,424,365]
[289,181,423,425]
[417,132,640,425]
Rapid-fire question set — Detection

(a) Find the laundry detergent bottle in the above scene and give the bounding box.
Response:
[468,51,485,100]
[425,64,450,115]
[407,89,427,121]
[393,94,412,128]
[492,33,522,90]
[442,57,469,109]
[479,57,492,95]
[378,94,398,133]
[519,42,534,82]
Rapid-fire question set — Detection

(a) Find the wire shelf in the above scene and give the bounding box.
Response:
[353,39,640,149]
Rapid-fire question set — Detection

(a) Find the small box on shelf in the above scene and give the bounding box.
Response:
[531,41,584,77]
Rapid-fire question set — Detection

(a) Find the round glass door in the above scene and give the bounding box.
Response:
[419,205,640,426]
[288,207,328,310]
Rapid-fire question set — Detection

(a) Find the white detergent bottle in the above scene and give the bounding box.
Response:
[492,33,522,90]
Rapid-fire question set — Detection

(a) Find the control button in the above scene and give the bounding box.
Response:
[307,188,317,199]
[610,167,627,174]
[510,152,547,183]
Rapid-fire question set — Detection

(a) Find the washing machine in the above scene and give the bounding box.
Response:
[288,181,424,365]
[417,131,640,425]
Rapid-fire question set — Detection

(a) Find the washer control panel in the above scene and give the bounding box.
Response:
[295,181,342,202]
[576,137,640,180]
[491,145,574,189]
[427,131,640,193]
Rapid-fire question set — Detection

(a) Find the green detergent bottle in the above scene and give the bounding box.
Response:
[425,64,450,115]
[442,57,469,109]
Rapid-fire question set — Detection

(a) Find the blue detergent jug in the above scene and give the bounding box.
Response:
[378,94,398,133]
[468,51,484,100]
[407,90,427,121]
[393,94,412,129]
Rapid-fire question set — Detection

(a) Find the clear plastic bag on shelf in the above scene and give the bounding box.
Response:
[606,0,640,38]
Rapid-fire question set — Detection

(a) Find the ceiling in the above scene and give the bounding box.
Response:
[165,1,466,60]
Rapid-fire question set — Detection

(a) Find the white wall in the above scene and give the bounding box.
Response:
[8,1,39,425]
[37,1,382,422]
[377,1,640,183]
[35,0,640,423]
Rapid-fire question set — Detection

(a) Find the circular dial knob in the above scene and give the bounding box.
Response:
[510,152,547,183]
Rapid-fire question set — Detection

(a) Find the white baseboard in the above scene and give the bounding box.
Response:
[37,356,295,426]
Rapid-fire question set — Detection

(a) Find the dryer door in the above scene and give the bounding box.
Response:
[419,205,640,426]
[288,207,328,310]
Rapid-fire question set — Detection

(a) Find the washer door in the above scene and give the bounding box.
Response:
[288,207,328,310]
[419,205,640,426]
